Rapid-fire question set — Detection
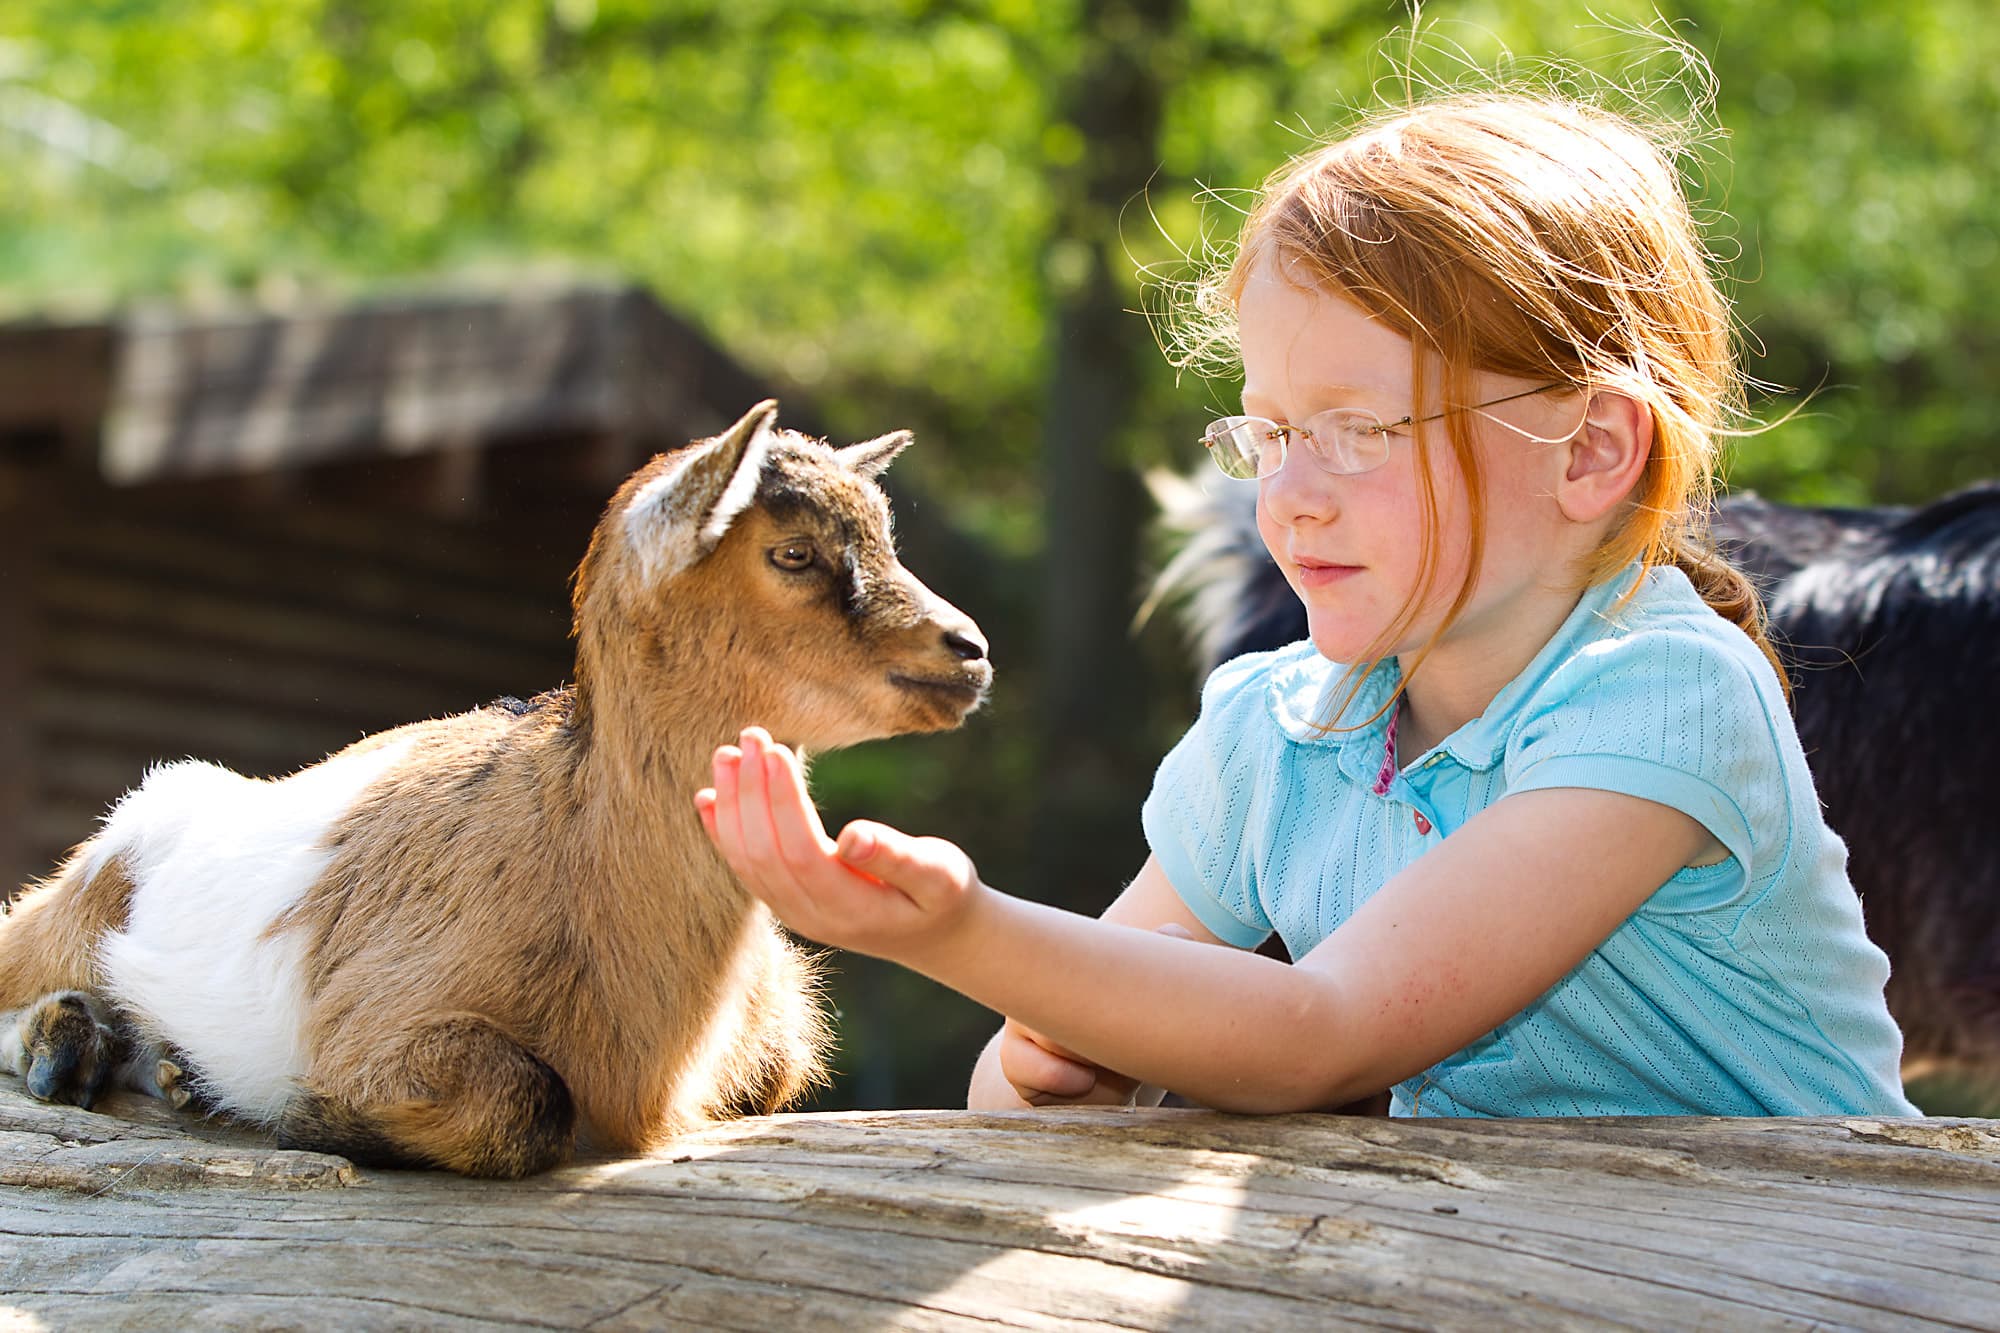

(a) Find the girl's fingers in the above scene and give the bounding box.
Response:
[709,745,745,863]
[763,743,836,858]
[999,1026,1098,1102]
[733,728,785,869]
[728,729,860,935]
[712,727,970,953]
[834,821,972,910]
[759,744,853,923]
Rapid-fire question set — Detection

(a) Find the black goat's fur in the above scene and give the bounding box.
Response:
[1147,475,2000,1106]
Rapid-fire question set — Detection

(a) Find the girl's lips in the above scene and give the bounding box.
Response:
[1294,558,1361,589]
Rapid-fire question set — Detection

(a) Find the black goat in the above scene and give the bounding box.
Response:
[1147,476,2000,1112]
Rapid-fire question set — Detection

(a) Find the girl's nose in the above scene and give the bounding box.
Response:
[1258,449,1339,528]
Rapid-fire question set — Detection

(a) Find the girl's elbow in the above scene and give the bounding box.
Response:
[1184,976,1367,1114]
[1204,1087,1326,1116]
[1197,1082,1346,1116]
[1258,984,1364,1111]
[1200,1056,1363,1115]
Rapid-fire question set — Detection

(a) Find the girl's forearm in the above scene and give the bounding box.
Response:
[912,888,1359,1112]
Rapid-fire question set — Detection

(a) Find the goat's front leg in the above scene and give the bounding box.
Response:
[277,1012,576,1179]
[724,931,829,1118]
[2,990,208,1113]
[1,990,121,1109]
[110,1032,206,1112]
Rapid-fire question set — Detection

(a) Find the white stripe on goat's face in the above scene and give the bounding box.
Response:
[598,401,990,751]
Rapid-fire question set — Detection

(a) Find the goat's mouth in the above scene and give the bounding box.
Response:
[888,668,991,714]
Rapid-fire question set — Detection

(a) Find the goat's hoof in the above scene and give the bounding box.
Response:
[157,1058,193,1110]
[18,991,115,1111]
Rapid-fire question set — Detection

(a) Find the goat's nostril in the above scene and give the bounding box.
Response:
[943,628,988,662]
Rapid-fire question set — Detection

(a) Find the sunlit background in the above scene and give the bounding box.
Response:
[3,0,1996,1110]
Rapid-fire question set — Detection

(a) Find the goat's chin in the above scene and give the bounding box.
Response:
[886,669,990,733]
[780,670,989,750]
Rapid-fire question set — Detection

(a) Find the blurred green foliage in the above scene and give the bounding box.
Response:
[4,0,1996,1109]
[12,1,1997,502]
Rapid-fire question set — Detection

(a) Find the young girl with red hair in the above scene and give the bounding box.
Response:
[698,89,1917,1119]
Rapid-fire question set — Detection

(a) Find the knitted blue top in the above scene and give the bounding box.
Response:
[1142,564,1918,1117]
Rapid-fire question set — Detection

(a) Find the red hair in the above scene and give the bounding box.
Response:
[1191,93,1780,718]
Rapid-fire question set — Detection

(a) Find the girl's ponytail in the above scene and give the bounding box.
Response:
[1665,534,1790,698]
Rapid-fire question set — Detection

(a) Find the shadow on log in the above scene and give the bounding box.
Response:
[0,1081,1995,1329]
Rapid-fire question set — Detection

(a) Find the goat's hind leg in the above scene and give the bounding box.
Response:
[278,1013,576,1179]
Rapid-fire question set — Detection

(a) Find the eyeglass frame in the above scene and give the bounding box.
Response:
[1200,382,1567,480]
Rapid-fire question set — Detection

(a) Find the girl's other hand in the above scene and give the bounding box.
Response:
[695,727,984,964]
[997,1019,1144,1106]
[993,922,1203,1107]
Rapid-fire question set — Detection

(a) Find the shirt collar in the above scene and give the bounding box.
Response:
[1264,642,1401,799]
[1265,563,1653,772]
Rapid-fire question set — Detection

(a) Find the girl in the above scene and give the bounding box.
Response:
[696,90,1919,1119]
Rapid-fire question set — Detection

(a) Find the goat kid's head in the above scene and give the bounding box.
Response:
[580,400,991,750]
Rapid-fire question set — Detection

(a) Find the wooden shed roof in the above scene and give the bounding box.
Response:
[0,284,779,486]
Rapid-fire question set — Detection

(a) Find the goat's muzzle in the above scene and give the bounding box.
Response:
[887,617,992,726]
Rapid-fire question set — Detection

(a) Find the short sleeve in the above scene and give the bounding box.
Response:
[1140,651,1281,948]
[1502,626,1790,905]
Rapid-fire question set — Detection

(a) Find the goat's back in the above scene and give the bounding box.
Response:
[1754,485,2000,1071]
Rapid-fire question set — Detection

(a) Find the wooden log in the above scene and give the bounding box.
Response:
[0,1081,1993,1329]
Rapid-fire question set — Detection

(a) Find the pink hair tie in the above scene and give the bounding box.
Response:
[1371,707,1399,797]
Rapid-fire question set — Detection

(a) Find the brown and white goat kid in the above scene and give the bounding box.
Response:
[0,400,990,1177]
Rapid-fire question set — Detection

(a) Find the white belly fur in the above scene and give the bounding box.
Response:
[93,738,416,1124]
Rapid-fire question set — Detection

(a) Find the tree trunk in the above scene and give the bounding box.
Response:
[3,1081,1995,1328]
[1033,0,1184,902]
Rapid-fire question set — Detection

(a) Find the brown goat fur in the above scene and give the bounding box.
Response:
[0,400,990,1174]
[0,852,134,1001]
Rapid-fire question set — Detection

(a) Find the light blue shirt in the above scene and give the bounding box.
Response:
[1142,564,1918,1117]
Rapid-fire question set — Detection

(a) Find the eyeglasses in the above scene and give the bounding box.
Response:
[1199,384,1564,480]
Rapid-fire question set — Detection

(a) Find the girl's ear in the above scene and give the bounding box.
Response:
[1557,390,1652,523]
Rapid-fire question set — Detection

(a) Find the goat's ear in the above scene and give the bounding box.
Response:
[837,429,913,480]
[622,399,778,580]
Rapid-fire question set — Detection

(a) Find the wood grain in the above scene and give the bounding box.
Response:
[1,1082,1993,1329]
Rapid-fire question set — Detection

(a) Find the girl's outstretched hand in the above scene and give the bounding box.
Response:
[695,727,984,963]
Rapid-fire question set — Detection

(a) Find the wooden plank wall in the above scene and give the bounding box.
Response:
[12,469,600,892]
[0,464,36,898]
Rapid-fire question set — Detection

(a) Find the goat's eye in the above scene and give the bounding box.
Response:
[769,541,816,572]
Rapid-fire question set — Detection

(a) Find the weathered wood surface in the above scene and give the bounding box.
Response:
[1,1083,1995,1331]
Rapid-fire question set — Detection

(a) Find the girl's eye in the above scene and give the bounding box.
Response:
[769,542,816,572]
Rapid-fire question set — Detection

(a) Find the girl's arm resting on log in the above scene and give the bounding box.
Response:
[966,860,1221,1110]
[698,728,1710,1113]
